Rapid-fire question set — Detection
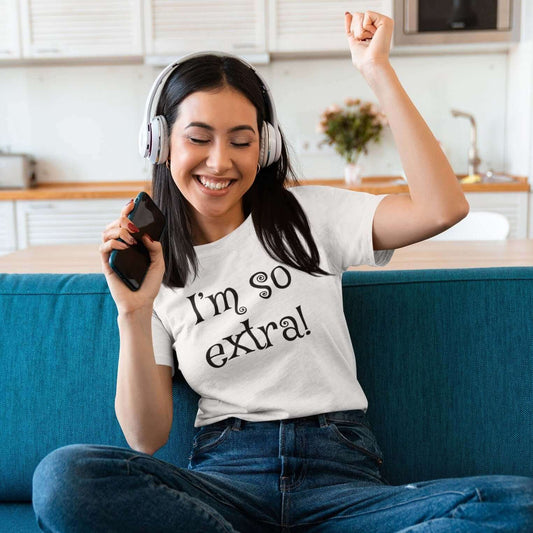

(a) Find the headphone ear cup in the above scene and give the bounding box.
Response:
[149,116,169,164]
[259,121,270,168]
[259,121,282,168]
[139,123,149,159]
[271,123,282,164]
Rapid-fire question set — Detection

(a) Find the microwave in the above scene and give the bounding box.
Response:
[393,0,521,46]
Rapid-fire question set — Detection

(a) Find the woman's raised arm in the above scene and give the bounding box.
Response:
[345,11,469,251]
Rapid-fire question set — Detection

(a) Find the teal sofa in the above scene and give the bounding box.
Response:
[1,268,533,531]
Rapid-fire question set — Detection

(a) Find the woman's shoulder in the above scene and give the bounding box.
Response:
[289,184,389,231]
[288,184,332,205]
[287,184,348,228]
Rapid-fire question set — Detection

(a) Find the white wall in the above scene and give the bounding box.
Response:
[0,64,152,183]
[0,50,519,183]
[506,0,533,178]
[270,53,508,180]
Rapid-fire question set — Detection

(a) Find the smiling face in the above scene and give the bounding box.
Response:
[168,85,261,245]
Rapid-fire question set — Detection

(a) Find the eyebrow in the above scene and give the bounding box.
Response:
[185,121,256,134]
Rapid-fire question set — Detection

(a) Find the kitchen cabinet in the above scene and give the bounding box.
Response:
[0,182,148,253]
[0,201,17,256]
[18,0,143,59]
[0,0,21,60]
[268,0,392,53]
[0,181,529,256]
[1,0,516,63]
[144,0,267,58]
[15,198,128,248]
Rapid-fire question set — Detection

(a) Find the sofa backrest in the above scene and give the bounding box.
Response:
[343,268,533,484]
[1,268,532,501]
[0,274,126,501]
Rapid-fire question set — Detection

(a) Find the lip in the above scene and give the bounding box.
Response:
[198,174,235,181]
[194,174,236,196]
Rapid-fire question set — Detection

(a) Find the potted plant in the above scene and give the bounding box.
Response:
[318,98,387,185]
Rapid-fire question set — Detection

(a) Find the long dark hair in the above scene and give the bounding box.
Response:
[152,54,329,288]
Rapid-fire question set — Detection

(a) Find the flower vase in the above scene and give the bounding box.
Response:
[344,162,363,186]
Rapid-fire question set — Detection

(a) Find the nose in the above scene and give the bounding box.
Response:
[206,139,232,175]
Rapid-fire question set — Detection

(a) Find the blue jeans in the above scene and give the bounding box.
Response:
[33,409,533,532]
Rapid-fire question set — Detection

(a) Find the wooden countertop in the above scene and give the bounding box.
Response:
[1,240,532,274]
[299,176,530,194]
[0,180,152,200]
[0,175,528,200]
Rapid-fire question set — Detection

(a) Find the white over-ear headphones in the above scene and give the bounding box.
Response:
[139,51,282,169]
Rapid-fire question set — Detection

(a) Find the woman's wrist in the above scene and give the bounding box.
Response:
[117,305,153,324]
[360,62,402,113]
[360,60,396,91]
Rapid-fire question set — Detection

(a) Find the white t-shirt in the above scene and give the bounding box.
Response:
[152,185,393,427]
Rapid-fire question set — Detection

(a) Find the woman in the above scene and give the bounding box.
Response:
[33,11,533,532]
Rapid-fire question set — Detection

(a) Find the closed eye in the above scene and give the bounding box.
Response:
[188,137,251,148]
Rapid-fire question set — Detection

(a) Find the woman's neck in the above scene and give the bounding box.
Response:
[191,209,246,245]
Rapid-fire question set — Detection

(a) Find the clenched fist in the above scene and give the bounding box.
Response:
[345,11,393,74]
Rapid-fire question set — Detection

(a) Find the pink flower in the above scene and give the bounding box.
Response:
[344,98,361,107]
[326,104,341,113]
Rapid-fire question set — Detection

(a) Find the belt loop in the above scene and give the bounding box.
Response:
[231,417,242,431]
[318,413,329,428]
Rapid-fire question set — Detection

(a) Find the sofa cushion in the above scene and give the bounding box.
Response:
[0,503,40,532]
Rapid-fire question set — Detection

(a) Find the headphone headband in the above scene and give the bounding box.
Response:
[139,51,282,167]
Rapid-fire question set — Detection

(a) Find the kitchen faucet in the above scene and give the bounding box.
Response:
[451,109,481,176]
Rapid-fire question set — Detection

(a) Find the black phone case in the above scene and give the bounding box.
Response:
[108,192,166,291]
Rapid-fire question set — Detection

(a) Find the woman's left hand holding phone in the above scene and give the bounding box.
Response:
[100,199,171,454]
[99,198,165,316]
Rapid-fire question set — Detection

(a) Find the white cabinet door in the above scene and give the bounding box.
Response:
[144,0,266,57]
[15,198,127,248]
[0,0,21,60]
[465,192,529,239]
[19,0,143,58]
[269,0,392,53]
[0,201,17,256]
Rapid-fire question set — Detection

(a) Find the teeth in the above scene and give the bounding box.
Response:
[198,176,231,190]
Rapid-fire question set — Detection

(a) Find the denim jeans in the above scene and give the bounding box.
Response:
[33,409,533,532]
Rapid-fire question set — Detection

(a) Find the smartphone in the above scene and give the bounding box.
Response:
[109,191,166,291]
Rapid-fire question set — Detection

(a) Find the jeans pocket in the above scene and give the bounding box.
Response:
[327,421,384,466]
[192,424,232,454]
